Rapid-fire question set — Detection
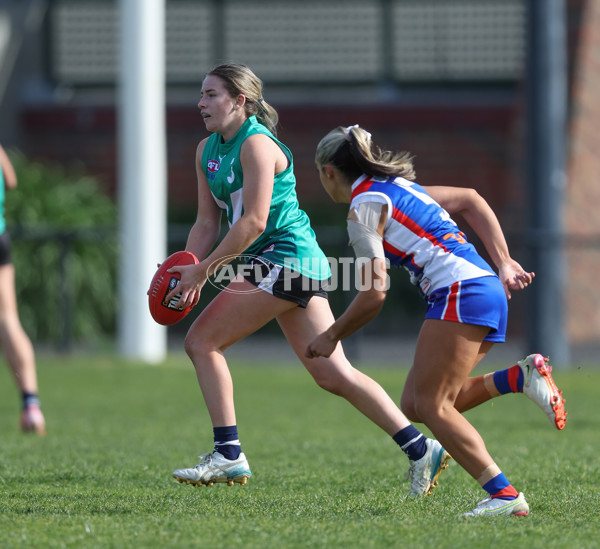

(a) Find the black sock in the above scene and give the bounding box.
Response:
[22,393,40,410]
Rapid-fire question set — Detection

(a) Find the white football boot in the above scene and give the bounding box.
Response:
[406,438,452,496]
[464,492,529,517]
[173,451,252,487]
[518,354,567,430]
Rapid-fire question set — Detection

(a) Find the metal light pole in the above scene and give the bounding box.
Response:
[525,0,569,367]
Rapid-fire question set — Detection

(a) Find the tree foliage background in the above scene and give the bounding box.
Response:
[5,151,117,345]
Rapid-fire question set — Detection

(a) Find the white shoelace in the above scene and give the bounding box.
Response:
[194,453,213,469]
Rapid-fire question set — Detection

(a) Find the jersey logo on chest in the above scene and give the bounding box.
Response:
[207,159,220,173]
[227,157,236,185]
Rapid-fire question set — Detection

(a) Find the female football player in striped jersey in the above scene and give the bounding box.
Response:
[309,124,567,517]
[164,64,449,495]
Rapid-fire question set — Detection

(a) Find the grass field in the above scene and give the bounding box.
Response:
[0,351,598,548]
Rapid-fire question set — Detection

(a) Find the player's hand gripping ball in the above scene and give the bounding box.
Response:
[148,251,199,325]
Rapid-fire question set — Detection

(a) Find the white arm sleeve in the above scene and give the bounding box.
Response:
[347,202,385,259]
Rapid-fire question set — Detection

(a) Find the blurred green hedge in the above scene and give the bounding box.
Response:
[5,151,117,346]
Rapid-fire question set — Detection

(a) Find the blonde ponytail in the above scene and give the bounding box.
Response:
[316,126,415,181]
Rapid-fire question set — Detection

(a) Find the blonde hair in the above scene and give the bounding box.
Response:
[207,63,279,136]
[315,125,415,182]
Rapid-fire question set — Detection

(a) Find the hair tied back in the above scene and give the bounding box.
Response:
[344,124,372,142]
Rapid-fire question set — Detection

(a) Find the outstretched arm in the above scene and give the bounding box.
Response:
[305,258,388,358]
[307,202,389,358]
[424,186,534,299]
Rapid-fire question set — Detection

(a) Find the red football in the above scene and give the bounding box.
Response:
[148,251,199,325]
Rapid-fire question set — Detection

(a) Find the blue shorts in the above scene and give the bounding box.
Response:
[425,276,507,342]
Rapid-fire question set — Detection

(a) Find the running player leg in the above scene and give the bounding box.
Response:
[278,296,450,496]
[173,276,297,486]
[404,319,527,515]
[0,262,45,435]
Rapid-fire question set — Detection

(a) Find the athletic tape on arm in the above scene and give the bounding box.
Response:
[347,202,385,259]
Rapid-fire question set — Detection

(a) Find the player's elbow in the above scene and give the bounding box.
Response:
[244,214,268,237]
[371,288,388,309]
[254,217,268,234]
[462,188,485,210]
[359,286,387,313]
[192,218,220,243]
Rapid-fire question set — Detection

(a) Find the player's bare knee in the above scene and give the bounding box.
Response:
[183,332,211,361]
[309,368,346,396]
[313,374,340,395]
[413,394,445,423]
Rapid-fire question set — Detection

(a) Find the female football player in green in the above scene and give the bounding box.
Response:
[0,145,45,435]
[164,63,449,495]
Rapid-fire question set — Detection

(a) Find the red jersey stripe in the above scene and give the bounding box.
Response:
[390,204,451,254]
[351,179,374,200]
[383,240,407,259]
[383,241,422,270]
[443,282,461,322]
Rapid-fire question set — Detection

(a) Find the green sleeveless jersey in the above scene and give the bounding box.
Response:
[201,116,330,280]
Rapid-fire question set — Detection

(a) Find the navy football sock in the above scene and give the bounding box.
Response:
[393,425,428,461]
[213,425,242,460]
